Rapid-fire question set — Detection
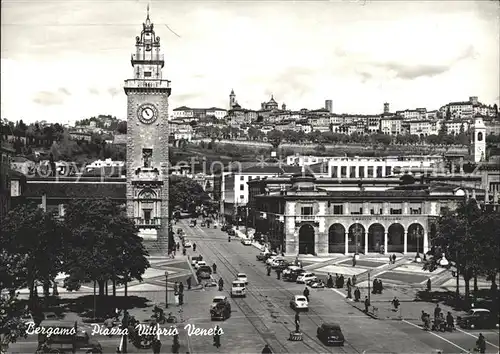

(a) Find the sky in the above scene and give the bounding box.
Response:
[1,0,499,124]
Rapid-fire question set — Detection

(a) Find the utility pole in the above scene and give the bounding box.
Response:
[368,271,371,303]
[165,271,169,308]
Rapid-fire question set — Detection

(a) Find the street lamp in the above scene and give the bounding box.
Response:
[165,271,169,308]
[413,223,422,263]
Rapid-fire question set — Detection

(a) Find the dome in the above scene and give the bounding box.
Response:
[268,95,277,104]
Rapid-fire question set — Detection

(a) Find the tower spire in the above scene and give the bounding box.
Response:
[147,3,150,20]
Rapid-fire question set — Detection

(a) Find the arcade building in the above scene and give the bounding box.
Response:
[251,173,495,256]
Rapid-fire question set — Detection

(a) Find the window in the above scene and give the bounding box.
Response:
[340,166,347,178]
[301,206,313,215]
[142,148,152,168]
[477,132,483,141]
[390,208,402,215]
[359,166,365,178]
[367,166,374,177]
[144,71,152,77]
[350,166,356,178]
[144,210,151,220]
[240,185,244,191]
[240,195,244,199]
[350,203,363,215]
[331,166,338,178]
[333,205,343,215]
[240,176,245,181]
[376,166,383,178]
[385,166,392,176]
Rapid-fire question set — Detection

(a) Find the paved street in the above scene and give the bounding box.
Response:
[177,219,500,353]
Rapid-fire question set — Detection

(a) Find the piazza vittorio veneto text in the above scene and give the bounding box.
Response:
[1,2,499,354]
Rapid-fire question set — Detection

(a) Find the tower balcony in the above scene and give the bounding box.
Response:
[135,217,161,228]
[131,54,164,68]
[124,79,171,95]
[131,167,163,184]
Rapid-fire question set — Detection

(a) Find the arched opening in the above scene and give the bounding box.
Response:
[477,132,483,141]
[407,223,424,253]
[387,223,404,253]
[298,224,315,255]
[368,223,385,253]
[328,224,345,253]
[348,223,365,254]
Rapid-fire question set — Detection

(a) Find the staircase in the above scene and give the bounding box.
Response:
[354,257,412,283]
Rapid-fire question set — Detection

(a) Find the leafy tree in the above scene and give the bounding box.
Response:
[423,199,498,303]
[62,199,149,297]
[1,292,29,353]
[267,130,283,148]
[0,204,65,307]
[169,175,210,215]
[247,127,262,141]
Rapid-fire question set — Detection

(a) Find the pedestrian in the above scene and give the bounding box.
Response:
[391,254,396,264]
[347,277,352,289]
[352,256,357,267]
[303,287,310,302]
[327,274,333,288]
[378,279,383,294]
[389,255,392,264]
[352,275,357,286]
[372,279,377,294]
[347,284,352,299]
[186,276,192,290]
[176,242,180,251]
[434,304,441,319]
[178,293,184,306]
[339,275,345,288]
[267,266,271,276]
[172,333,180,353]
[152,338,162,354]
[276,268,281,280]
[193,243,197,252]
[476,333,486,353]
[174,282,179,296]
[179,282,184,294]
[391,297,400,311]
[354,287,361,302]
[261,344,273,354]
[294,312,300,333]
[213,325,221,348]
[364,296,370,313]
[426,278,431,292]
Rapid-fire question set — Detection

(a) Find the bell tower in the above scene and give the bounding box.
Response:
[124,5,171,251]
[471,117,486,163]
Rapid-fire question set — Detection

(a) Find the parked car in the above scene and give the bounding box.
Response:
[196,266,212,280]
[227,229,235,236]
[241,239,252,246]
[283,267,306,282]
[37,320,102,352]
[230,281,246,298]
[189,220,196,227]
[194,261,207,270]
[317,323,345,346]
[290,295,309,311]
[266,256,283,266]
[236,273,248,285]
[308,280,325,288]
[271,259,289,269]
[183,241,192,248]
[296,272,317,284]
[256,251,272,261]
[457,308,500,329]
[191,255,203,266]
[204,276,218,288]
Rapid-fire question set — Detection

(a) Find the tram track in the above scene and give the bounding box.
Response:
[183,221,361,353]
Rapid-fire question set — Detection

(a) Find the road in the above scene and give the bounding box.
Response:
[178,219,499,353]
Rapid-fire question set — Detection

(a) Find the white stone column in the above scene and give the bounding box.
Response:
[403,231,408,254]
[423,230,429,254]
[364,230,368,254]
[384,231,388,254]
[355,166,359,178]
[344,232,349,255]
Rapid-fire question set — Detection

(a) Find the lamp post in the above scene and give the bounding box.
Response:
[165,271,169,308]
[440,251,459,298]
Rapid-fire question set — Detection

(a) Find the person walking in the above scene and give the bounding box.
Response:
[186,276,192,290]
[391,254,396,264]
[179,282,184,294]
[476,333,486,353]
[213,325,221,348]
[152,338,162,354]
[193,243,197,252]
[294,312,300,333]
[303,287,310,302]
[352,255,357,267]
[354,287,361,302]
[261,344,273,354]
[352,275,357,286]
[427,278,431,292]
[364,296,370,313]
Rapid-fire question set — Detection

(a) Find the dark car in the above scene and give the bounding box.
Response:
[283,267,306,282]
[37,320,102,353]
[221,224,228,232]
[457,309,499,329]
[210,301,231,321]
[317,323,345,346]
[196,265,212,280]
[227,229,235,236]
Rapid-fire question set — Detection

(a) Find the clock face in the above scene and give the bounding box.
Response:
[137,103,158,124]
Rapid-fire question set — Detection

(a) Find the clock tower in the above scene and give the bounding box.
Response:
[124,6,171,252]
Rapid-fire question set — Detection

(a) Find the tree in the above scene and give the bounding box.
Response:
[169,176,210,215]
[445,106,451,120]
[247,127,262,141]
[266,130,283,148]
[423,199,499,303]
[62,199,149,297]
[1,292,29,353]
[0,204,65,308]
[116,121,127,134]
[438,121,448,137]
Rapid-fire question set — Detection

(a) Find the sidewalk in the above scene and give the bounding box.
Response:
[233,227,266,251]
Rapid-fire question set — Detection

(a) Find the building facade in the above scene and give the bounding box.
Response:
[254,174,487,256]
[124,7,170,247]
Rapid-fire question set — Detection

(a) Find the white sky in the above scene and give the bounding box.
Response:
[1,0,499,124]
